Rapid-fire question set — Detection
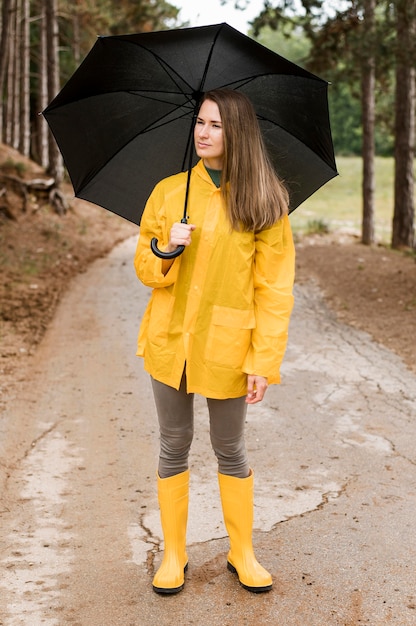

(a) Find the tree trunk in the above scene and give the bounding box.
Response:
[392,0,415,249]
[19,0,30,157]
[361,0,376,245]
[5,0,17,147]
[45,0,63,182]
[38,1,50,168]
[12,0,21,150]
[0,0,13,140]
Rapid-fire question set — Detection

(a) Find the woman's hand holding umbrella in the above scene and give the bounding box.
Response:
[166,222,196,252]
[161,222,196,274]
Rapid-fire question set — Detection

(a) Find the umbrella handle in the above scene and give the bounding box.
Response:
[150,214,188,259]
[150,238,185,259]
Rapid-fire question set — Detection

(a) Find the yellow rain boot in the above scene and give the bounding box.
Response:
[152,469,189,594]
[218,470,272,593]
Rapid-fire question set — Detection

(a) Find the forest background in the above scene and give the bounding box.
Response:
[0,0,415,249]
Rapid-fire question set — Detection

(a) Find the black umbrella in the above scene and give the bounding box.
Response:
[43,22,337,258]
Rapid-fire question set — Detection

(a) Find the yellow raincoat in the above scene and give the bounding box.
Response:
[134,159,295,399]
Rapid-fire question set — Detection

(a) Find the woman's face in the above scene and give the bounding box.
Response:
[194,99,224,170]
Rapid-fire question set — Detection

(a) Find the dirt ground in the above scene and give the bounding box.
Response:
[1,143,415,411]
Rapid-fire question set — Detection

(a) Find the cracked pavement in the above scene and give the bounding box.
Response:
[0,236,415,625]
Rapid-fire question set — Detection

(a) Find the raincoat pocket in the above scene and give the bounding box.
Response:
[205,305,256,368]
[147,289,175,346]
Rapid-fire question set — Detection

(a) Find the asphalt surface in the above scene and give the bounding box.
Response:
[0,236,415,625]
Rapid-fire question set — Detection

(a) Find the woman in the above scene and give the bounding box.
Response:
[134,89,295,594]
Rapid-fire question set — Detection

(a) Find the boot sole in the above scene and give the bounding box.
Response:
[152,563,188,594]
[227,561,272,593]
[152,583,184,594]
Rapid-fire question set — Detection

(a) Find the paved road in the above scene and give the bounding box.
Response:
[0,236,415,625]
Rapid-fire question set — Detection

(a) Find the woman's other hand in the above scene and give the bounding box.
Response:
[246,375,268,404]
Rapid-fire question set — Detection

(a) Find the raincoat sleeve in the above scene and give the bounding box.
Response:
[134,181,182,288]
[243,215,295,384]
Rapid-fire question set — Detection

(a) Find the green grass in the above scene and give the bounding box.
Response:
[290,156,399,243]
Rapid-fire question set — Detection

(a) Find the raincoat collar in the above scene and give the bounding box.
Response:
[194,159,220,188]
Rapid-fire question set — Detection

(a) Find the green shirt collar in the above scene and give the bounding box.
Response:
[205,166,222,188]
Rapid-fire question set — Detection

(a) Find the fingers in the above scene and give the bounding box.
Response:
[246,375,268,404]
[168,222,196,249]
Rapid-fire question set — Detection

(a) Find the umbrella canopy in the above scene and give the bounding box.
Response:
[43,22,337,228]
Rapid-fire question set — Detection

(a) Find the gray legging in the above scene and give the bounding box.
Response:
[151,371,250,479]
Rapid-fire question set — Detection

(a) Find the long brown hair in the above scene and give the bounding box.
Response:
[200,89,289,231]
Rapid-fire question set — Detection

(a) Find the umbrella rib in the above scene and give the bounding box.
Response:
[126,90,194,104]
[196,26,223,95]
[178,26,226,221]
[79,108,195,194]
[139,107,194,135]
[121,38,196,97]
[131,26,225,210]
[131,24,234,100]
